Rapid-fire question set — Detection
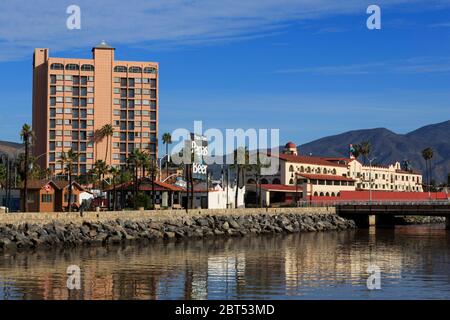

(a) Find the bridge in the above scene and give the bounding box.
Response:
[334,201,450,228]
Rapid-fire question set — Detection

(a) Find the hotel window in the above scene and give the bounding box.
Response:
[87,87,94,93]
[65,64,79,71]
[80,87,87,96]
[150,123,156,131]
[135,121,141,127]
[142,143,149,148]
[50,75,57,84]
[56,142,62,147]
[64,130,71,136]
[150,90,156,98]
[87,109,94,115]
[64,108,71,114]
[64,86,72,92]
[142,132,149,137]
[113,132,119,137]
[50,86,56,95]
[143,67,157,74]
[55,163,62,170]
[135,99,141,106]
[114,88,120,94]
[142,121,150,127]
[150,100,156,109]
[73,76,80,84]
[73,98,79,107]
[120,78,127,87]
[113,153,119,160]
[143,78,150,84]
[87,98,94,104]
[120,88,127,98]
[135,88,141,95]
[143,89,150,95]
[80,77,87,85]
[114,77,120,83]
[142,100,150,106]
[88,76,94,82]
[135,110,141,116]
[142,110,149,116]
[114,99,120,105]
[135,143,141,149]
[150,79,157,88]
[80,98,87,107]
[113,109,120,116]
[49,152,55,162]
[135,78,141,84]
[56,130,62,136]
[113,143,119,149]
[56,86,63,92]
[49,131,55,139]
[64,75,73,81]
[56,108,63,114]
[80,109,87,118]
[81,64,94,71]
[65,97,72,103]
[56,96,64,103]
[128,89,135,98]
[129,66,142,73]
[50,108,56,117]
[50,63,64,70]
[50,97,56,106]
[128,78,135,87]
[150,112,156,120]
[64,119,71,125]
[135,132,141,138]
[114,66,127,73]
[72,87,80,96]
[49,142,55,151]
[56,75,64,81]
[87,141,94,148]
[114,120,120,126]
[128,100,135,108]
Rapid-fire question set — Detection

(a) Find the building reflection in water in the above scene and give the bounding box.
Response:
[0,225,449,300]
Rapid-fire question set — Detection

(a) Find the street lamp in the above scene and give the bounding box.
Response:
[158,154,170,181]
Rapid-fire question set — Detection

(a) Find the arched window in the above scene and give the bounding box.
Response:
[300,166,304,172]
[272,178,281,184]
[260,178,269,184]
[65,64,79,71]
[289,179,294,185]
[144,67,157,74]
[114,66,127,73]
[306,167,311,173]
[316,168,321,174]
[50,63,64,70]
[331,192,336,197]
[325,192,330,197]
[128,66,142,73]
[337,192,341,197]
[289,165,294,172]
[319,192,324,196]
[332,169,337,175]
[313,192,319,196]
[81,64,94,71]
[323,168,328,174]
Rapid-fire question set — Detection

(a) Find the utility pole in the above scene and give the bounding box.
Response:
[368,157,377,203]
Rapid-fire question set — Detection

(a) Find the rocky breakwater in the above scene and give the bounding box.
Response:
[0,213,355,251]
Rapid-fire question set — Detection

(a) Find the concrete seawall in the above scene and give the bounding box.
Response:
[0,207,356,251]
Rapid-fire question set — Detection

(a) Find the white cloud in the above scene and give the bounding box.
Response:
[0,0,447,62]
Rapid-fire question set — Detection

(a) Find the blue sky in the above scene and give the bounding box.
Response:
[1,0,450,151]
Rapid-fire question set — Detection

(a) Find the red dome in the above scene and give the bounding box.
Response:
[285,142,296,149]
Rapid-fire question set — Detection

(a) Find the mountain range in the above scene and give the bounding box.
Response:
[299,120,450,183]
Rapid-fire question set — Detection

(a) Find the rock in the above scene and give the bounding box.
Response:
[229,220,241,229]
[164,232,176,239]
[222,222,230,230]
[214,229,224,236]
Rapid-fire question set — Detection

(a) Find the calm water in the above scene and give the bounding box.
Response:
[1,225,450,300]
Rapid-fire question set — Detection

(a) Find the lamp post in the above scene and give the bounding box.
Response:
[158,154,169,181]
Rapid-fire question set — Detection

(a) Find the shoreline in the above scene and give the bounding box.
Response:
[0,210,356,252]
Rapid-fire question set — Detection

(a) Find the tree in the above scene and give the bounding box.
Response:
[251,152,271,208]
[230,147,250,209]
[146,156,159,208]
[108,166,120,211]
[59,149,79,212]
[421,147,434,190]
[358,141,371,165]
[20,123,34,212]
[127,149,143,209]
[100,124,114,163]
[162,133,172,180]
[0,163,6,189]
[119,166,133,209]
[91,160,109,190]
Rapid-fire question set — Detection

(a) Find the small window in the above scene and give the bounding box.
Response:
[143,67,157,74]
[65,64,80,71]
[114,66,127,73]
[81,64,94,71]
[50,63,64,70]
[129,66,142,73]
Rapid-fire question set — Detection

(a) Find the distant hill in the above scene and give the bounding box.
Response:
[0,140,23,157]
[299,120,450,183]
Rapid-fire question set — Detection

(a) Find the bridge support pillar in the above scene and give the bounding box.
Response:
[350,214,377,228]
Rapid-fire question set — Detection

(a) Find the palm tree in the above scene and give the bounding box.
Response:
[108,166,120,211]
[59,149,79,212]
[146,156,159,208]
[127,149,143,209]
[230,147,250,209]
[359,141,371,165]
[162,133,172,180]
[20,124,34,212]
[91,160,109,190]
[100,124,114,163]
[422,147,434,190]
[251,152,271,208]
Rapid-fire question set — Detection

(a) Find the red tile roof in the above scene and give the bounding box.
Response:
[296,173,356,182]
[105,179,184,192]
[259,184,302,192]
[272,153,348,167]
